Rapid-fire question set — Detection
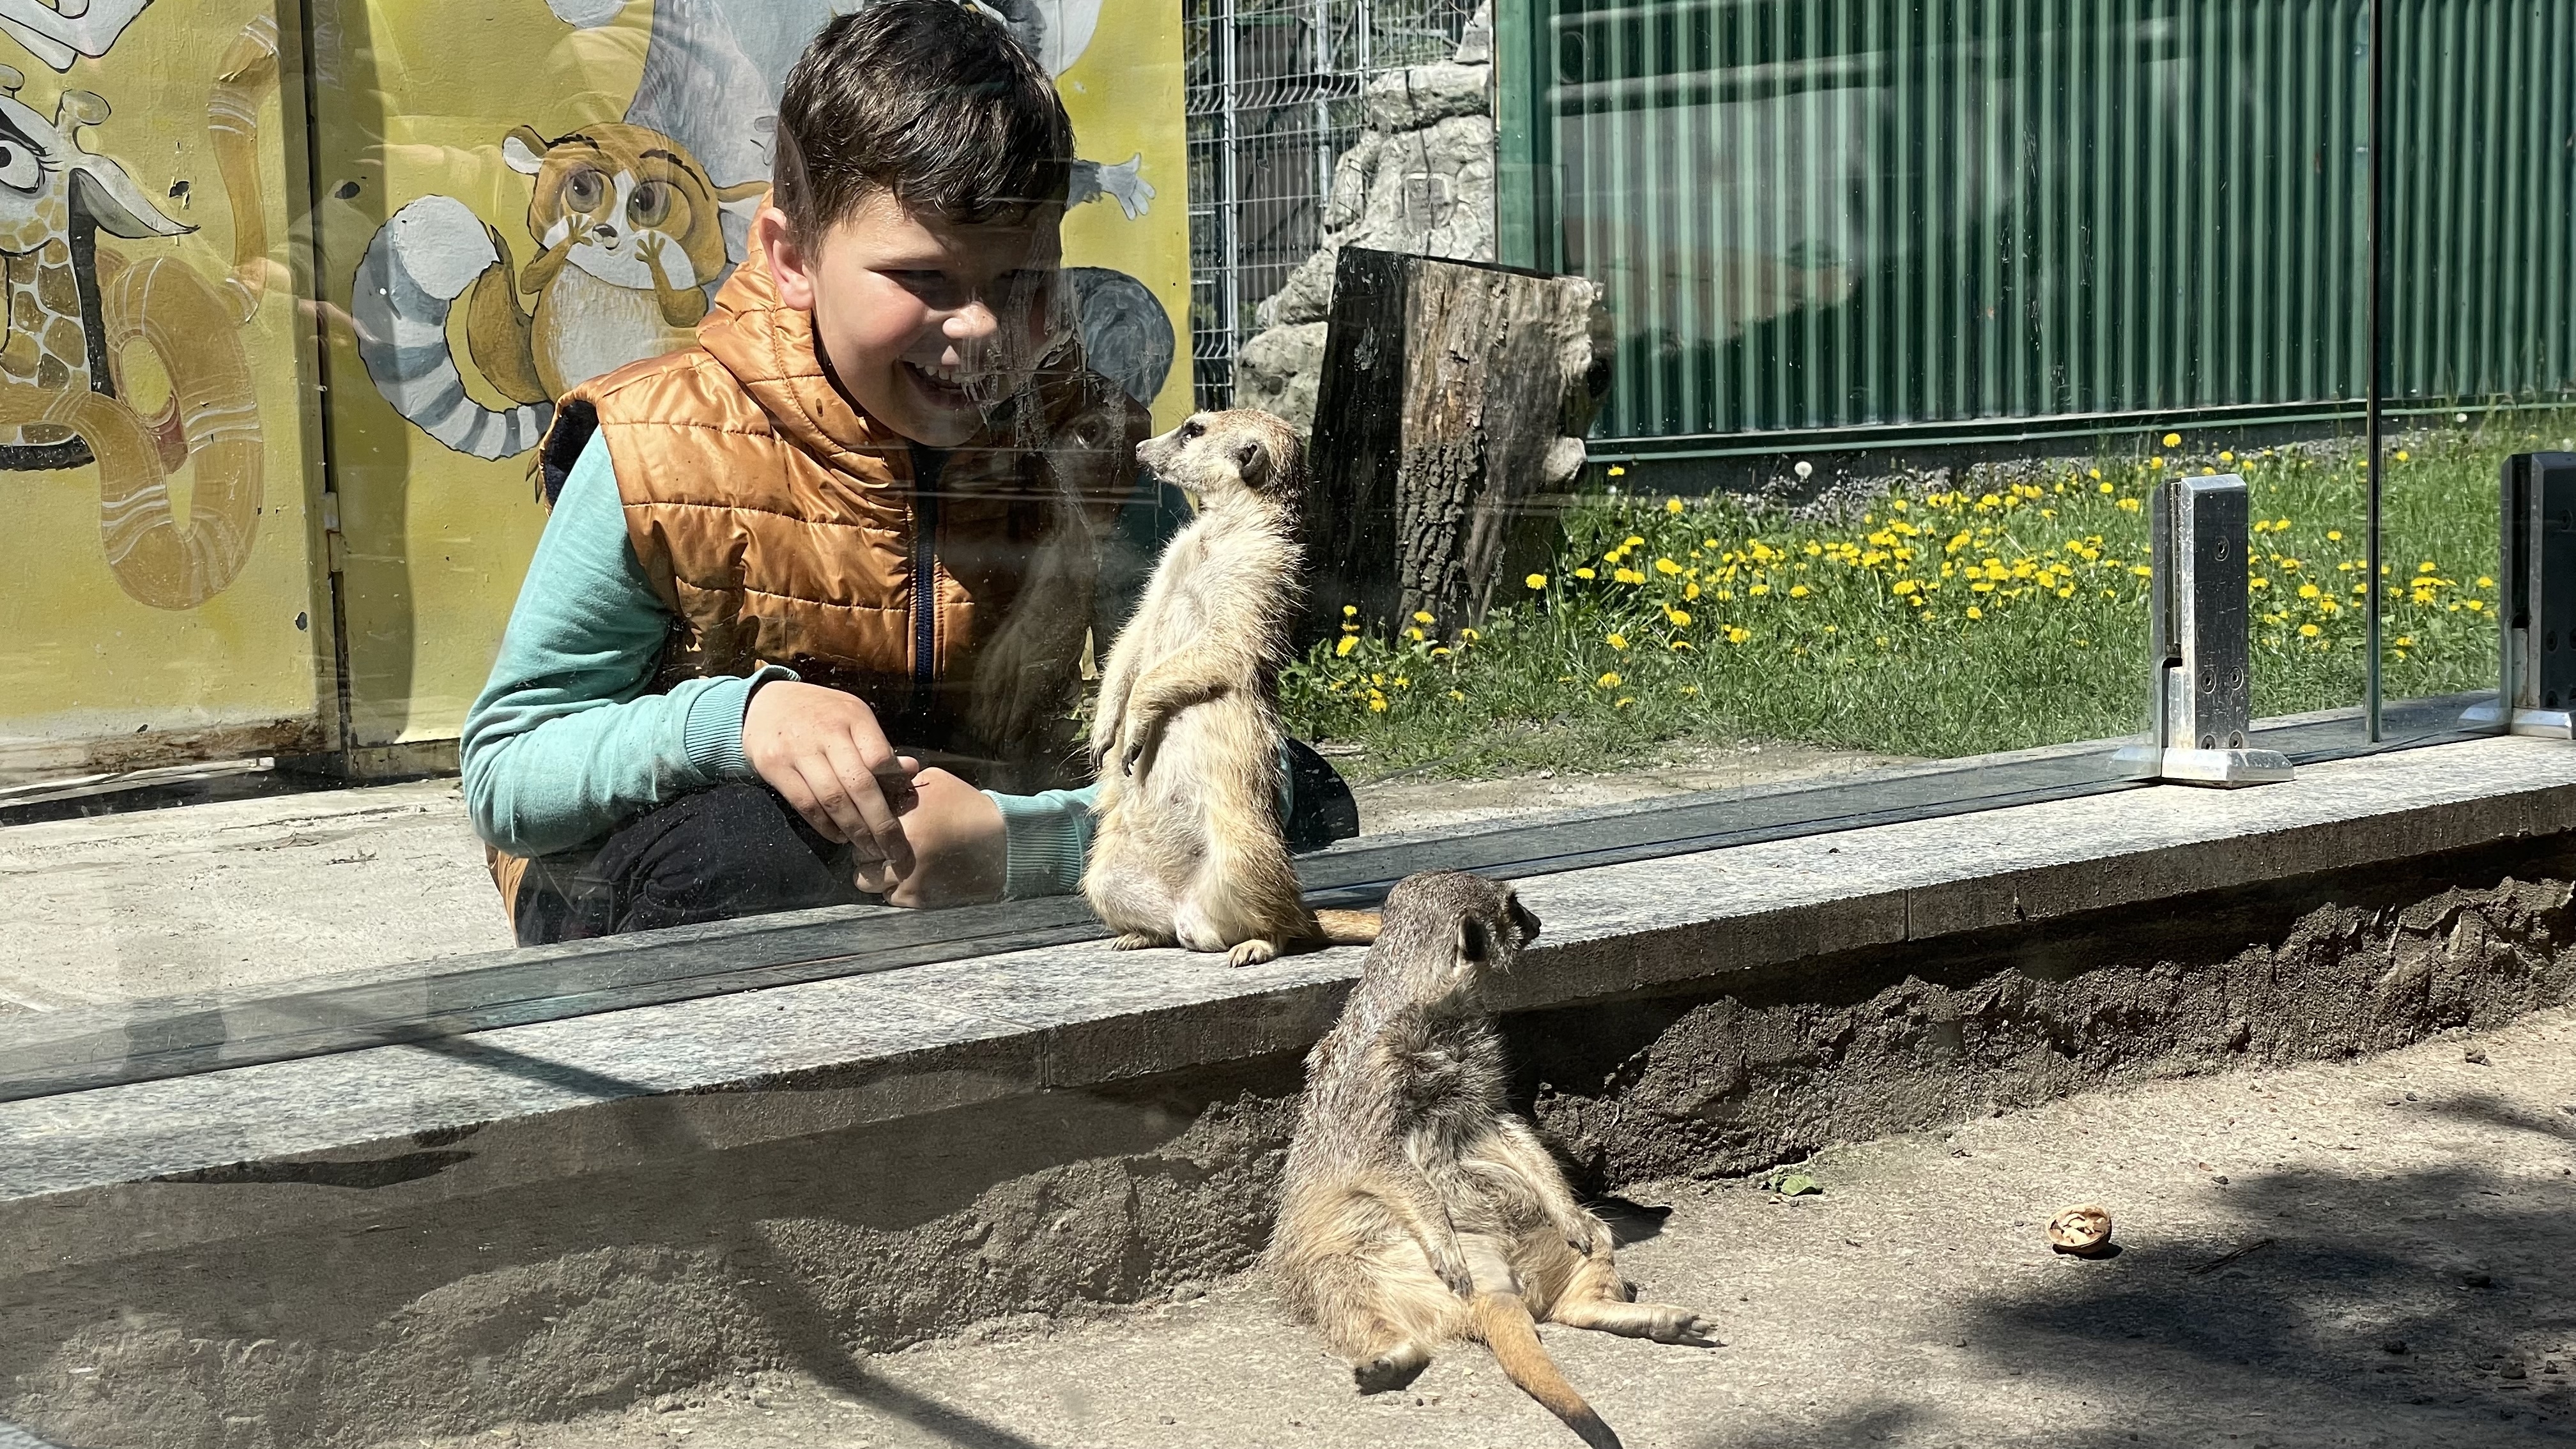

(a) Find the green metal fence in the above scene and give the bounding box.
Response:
[1496,0,2576,450]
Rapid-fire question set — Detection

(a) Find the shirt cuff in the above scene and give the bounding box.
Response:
[680,666,798,780]
[986,787,1097,900]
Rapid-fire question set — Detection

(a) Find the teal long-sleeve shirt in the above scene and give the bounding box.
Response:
[459,431,1098,900]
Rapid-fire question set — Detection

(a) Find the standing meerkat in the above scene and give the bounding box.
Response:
[1080,409,1378,965]
[1269,871,1714,1449]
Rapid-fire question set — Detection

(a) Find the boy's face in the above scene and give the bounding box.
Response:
[760,190,1064,449]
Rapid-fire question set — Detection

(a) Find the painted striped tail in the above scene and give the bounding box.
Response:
[351,195,549,461]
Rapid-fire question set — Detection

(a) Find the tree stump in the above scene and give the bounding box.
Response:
[1301,247,1610,645]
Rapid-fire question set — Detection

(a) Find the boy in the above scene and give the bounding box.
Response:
[463,0,1151,944]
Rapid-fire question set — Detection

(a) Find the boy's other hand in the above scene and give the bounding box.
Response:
[854,767,1005,908]
[742,680,920,872]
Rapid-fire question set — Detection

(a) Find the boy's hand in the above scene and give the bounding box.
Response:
[854,767,1006,908]
[742,680,919,872]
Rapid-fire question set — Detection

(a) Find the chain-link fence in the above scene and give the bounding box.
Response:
[1184,0,1476,409]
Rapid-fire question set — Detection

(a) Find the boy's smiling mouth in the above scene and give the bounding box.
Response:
[903,360,977,410]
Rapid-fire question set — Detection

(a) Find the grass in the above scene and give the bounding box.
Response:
[1282,413,2568,781]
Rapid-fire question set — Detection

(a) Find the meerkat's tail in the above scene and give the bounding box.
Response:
[1310,908,1382,945]
[1469,1291,1621,1449]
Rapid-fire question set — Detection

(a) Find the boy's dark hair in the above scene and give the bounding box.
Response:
[773,0,1075,233]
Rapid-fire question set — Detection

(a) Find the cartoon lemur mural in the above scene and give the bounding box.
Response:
[358,0,1174,462]
[0,64,264,609]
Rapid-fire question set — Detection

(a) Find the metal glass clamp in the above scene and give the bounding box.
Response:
[2112,473,2296,786]
[2462,452,2576,738]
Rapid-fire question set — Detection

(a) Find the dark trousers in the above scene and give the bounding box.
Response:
[512,740,1361,947]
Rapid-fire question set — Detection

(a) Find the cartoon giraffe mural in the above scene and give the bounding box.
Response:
[0,65,264,609]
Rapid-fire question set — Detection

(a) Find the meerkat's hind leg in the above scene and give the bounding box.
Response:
[1225,937,1281,967]
[1111,932,1169,950]
[1544,1252,1718,1346]
[1351,1339,1432,1394]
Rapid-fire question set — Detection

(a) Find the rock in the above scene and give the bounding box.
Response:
[1232,323,1327,434]
[1258,250,1340,328]
[1363,63,1491,130]
[1454,0,1493,63]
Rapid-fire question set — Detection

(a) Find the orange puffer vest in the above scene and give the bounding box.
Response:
[533,234,1146,793]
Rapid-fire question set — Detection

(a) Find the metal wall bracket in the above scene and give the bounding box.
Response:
[2461,452,2576,738]
[2112,473,2296,787]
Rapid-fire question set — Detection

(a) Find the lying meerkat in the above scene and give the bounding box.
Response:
[1080,408,1377,965]
[1269,870,1714,1449]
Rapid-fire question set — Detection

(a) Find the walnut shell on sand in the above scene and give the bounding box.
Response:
[2047,1204,2113,1256]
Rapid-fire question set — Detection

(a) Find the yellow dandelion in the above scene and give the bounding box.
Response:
[2131,565,2154,578]
[1608,465,1627,477]
[2299,624,2320,638]
[1335,635,1357,657]
[2327,530,2343,542]
[1788,584,1811,598]
[2057,585,2074,598]
[1614,697,1634,709]
[2118,497,2143,512]
[1369,696,1388,712]
[1665,496,1684,514]
[1684,581,1701,601]
[2298,583,2322,599]
[1966,606,1984,620]
[1430,646,1450,658]
[2478,575,2496,588]
[1680,684,1700,696]
[1624,535,1646,548]
[1574,567,1597,580]
[1412,610,1434,624]
[1749,583,1771,596]
[1666,608,1693,627]
[2162,432,2182,448]
[2089,468,2104,480]
[1725,625,1751,644]
[2395,450,2410,462]
[1614,567,1646,585]
[1526,572,1549,590]
[1655,557,1682,576]
[2149,457,2166,470]
[1393,677,1409,687]
[1597,671,1621,688]
[1606,632,1629,650]
[1669,639,1694,651]
[1342,603,1357,616]
[2220,450,2235,462]
[2466,599,2486,611]
[1406,627,1424,641]
[1460,627,1480,642]
[2250,576,2270,589]
[1448,689,1466,702]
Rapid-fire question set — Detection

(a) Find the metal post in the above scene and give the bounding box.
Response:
[2462,453,2576,737]
[1216,0,1241,385]
[2113,474,2297,786]
[2365,0,2386,742]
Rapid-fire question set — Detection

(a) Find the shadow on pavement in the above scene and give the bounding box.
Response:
[1951,1162,2573,1445]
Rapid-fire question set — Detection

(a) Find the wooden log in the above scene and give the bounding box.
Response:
[1301,247,1609,646]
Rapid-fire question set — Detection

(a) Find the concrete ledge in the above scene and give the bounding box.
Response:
[5,735,2575,1216]
[10,735,2576,1446]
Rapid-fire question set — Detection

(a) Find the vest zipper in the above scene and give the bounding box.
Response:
[909,448,946,723]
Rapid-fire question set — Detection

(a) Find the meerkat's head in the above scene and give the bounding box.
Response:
[1137,408,1306,509]
[1368,871,1544,1004]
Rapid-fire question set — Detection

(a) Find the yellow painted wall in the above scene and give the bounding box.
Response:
[0,0,331,772]
[310,0,1194,747]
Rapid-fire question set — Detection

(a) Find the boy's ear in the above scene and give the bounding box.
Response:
[753,204,816,310]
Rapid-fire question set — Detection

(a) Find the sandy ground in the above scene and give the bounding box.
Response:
[0,746,1903,1011]
[406,1009,2576,1449]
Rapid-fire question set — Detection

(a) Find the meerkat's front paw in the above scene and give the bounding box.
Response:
[1226,939,1280,967]
[1111,933,1165,950]
[1431,1251,1475,1298]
